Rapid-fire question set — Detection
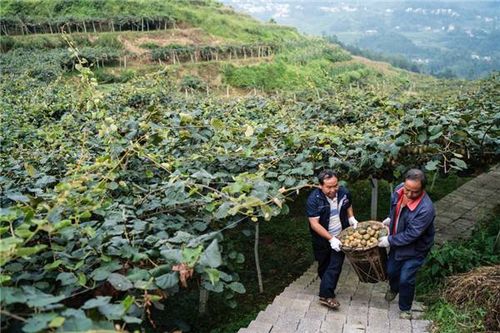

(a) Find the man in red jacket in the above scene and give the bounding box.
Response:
[378,169,435,319]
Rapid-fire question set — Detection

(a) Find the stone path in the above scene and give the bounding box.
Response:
[433,165,500,244]
[238,165,500,333]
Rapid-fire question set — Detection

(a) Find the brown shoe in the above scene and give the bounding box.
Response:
[319,297,340,309]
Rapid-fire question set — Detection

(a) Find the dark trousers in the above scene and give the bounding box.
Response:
[387,251,425,311]
[316,248,345,298]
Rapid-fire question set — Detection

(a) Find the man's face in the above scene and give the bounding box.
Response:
[320,176,339,199]
[403,179,423,200]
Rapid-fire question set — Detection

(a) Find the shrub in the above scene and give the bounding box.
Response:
[180,74,206,91]
[140,42,160,49]
[94,69,136,83]
[94,34,123,49]
[0,36,15,53]
[222,62,300,90]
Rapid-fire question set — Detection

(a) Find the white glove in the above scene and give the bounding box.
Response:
[378,236,390,248]
[329,237,342,252]
[382,217,391,226]
[348,216,358,229]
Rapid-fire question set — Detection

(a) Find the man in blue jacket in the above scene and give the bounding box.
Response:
[378,169,435,319]
[306,170,359,309]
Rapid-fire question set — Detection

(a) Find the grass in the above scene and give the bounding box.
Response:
[425,300,488,333]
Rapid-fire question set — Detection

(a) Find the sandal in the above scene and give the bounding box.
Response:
[319,297,340,309]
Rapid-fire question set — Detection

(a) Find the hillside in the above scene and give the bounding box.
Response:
[0,0,433,94]
[0,1,498,333]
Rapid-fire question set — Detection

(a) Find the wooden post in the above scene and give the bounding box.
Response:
[494,231,500,253]
[370,176,378,220]
[430,172,438,192]
[255,221,263,293]
[199,289,209,314]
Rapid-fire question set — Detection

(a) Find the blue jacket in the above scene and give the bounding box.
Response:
[306,186,352,252]
[388,183,435,260]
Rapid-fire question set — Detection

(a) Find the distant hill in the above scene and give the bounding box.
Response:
[221,0,500,79]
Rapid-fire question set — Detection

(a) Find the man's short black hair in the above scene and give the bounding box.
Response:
[318,169,338,185]
[405,168,427,188]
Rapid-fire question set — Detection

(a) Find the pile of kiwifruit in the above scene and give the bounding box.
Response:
[340,221,387,251]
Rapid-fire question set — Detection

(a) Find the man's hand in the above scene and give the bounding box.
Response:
[378,236,390,248]
[329,237,342,252]
[348,216,359,229]
[382,217,391,226]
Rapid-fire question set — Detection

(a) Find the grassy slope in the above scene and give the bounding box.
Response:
[0,0,301,43]
[1,0,439,95]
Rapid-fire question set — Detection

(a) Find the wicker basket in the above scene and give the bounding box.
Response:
[339,220,388,283]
